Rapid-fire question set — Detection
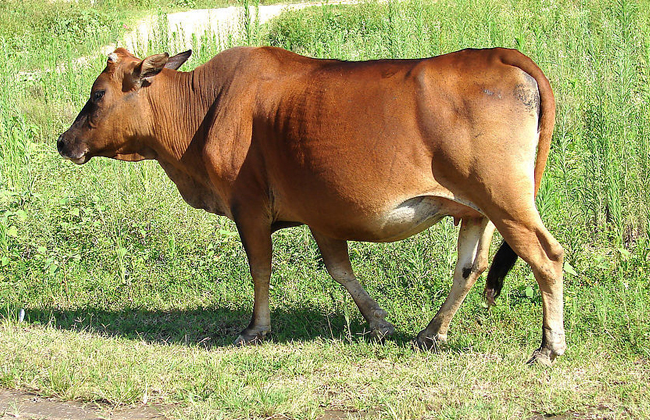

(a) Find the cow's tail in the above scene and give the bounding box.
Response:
[483,49,556,306]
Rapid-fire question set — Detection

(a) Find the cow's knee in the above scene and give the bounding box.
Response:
[472,254,490,278]
[456,257,487,286]
[545,239,564,277]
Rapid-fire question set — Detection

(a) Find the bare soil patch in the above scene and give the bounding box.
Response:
[0,389,166,420]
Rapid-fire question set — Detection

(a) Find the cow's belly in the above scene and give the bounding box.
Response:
[374,196,483,242]
[304,195,484,242]
[373,196,447,242]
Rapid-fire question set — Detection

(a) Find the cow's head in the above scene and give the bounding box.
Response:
[57,48,191,164]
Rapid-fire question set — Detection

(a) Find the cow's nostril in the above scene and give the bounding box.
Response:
[57,135,65,153]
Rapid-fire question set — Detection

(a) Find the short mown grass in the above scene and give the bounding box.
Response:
[1,0,649,418]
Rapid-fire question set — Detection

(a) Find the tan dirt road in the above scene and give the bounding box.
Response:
[0,389,165,420]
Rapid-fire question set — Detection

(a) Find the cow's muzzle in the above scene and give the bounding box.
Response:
[57,133,89,164]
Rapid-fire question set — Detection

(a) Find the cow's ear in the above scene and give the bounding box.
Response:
[165,50,192,70]
[136,53,169,84]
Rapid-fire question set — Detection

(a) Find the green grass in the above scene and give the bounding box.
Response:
[1,0,649,418]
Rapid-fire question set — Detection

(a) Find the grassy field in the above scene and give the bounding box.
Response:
[1,0,649,418]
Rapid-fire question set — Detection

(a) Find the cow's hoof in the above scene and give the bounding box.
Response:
[415,330,447,351]
[526,348,556,366]
[369,319,395,339]
[234,326,270,346]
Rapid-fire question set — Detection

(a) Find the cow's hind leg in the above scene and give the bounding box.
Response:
[416,217,495,349]
[491,214,566,365]
[311,229,395,338]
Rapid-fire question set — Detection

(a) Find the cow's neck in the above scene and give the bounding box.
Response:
[147,68,221,161]
[145,66,230,216]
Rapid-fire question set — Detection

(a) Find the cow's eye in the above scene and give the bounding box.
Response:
[92,90,105,103]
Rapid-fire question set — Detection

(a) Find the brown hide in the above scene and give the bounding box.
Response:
[58,46,565,364]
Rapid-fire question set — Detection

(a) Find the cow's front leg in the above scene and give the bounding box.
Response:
[311,229,395,338]
[233,218,273,345]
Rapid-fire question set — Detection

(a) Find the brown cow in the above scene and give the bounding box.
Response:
[57,46,565,365]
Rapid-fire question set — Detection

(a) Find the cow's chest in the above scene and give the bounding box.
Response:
[158,161,228,216]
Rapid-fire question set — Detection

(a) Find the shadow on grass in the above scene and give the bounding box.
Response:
[9,305,417,349]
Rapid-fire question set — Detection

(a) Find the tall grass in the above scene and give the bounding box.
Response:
[0,0,649,418]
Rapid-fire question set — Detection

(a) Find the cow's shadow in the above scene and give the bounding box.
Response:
[20,305,415,349]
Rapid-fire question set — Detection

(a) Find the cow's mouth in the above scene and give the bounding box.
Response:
[60,149,89,165]
[69,155,89,165]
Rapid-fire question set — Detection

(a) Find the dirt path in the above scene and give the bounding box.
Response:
[0,389,166,420]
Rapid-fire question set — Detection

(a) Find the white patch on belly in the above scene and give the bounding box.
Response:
[377,197,446,242]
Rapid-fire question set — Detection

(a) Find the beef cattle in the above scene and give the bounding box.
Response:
[58,46,565,364]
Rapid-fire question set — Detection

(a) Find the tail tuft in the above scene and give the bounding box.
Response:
[484,240,518,306]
